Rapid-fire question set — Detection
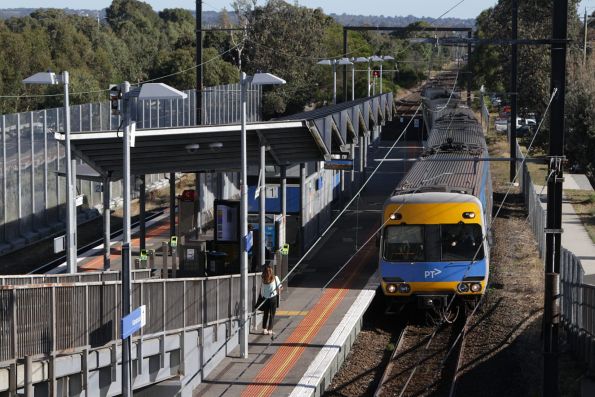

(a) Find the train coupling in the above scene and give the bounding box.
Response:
[417,295,449,309]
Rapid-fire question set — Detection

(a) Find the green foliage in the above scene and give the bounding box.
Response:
[565,54,595,176]
[0,1,241,114]
[242,0,334,115]
[0,0,451,119]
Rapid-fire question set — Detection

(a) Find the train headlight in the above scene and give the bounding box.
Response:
[389,212,402,220]
[462,212,476,219]
[386,284,397,293]
[457,283,469,293]
[470,283,482,292]
[398,283,411,293]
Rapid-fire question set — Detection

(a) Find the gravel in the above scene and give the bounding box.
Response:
[324,191,560,396]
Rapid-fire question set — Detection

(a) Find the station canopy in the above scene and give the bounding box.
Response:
[57,93,393,180]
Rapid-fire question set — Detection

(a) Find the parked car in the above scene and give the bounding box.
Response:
[516,124,534,137]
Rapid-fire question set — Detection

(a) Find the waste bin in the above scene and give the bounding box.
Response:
[207,251,227,276]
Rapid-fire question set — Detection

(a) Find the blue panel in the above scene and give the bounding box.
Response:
[379,259,487,282]
[247,185,300,214]
[121,306,145,339]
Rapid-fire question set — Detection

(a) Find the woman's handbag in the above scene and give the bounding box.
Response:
[255,294,265,311]
[274,278,280,308]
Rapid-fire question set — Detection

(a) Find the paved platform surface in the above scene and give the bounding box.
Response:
[192,142,418,396]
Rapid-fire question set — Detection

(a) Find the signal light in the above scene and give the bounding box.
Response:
[462,212,476,219]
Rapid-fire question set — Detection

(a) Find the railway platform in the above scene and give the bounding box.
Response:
[184,142,417,397]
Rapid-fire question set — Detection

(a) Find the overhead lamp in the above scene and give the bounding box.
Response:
[209,142,224,152]
[337,57,353,65]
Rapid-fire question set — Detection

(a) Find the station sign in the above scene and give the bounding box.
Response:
[121,305,146,339]
[140,249,148,261]
[324,160,353,170]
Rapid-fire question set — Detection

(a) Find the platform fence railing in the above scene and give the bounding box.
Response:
[0,83,261,254]
[0,268,152,286]
[514,140,595,370]
[0,272,262,363]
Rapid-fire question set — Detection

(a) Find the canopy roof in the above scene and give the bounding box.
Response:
[56,93,393,180]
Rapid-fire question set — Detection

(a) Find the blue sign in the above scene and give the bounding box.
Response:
[121,305,146,339]
[247,185,300,214]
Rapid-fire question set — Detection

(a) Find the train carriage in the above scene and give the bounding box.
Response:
[379,104,493,313]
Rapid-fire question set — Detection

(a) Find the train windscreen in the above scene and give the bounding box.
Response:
[383,224,484,262]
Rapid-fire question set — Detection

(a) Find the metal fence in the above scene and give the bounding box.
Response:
[0,84,261,254]
[515,141,595,370]
[0,273,262,363]
[0,269,152,286]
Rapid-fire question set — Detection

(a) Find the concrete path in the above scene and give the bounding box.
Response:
[535,176,595,284]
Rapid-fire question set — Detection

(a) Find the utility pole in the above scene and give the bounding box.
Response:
[343,28,348,102]
[467,30,472,107]
[196,0,203,125]
[544,0,567,396]
[510,0,518,182]
[584,7,589,64]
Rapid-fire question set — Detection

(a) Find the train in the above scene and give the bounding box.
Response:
[379,83,492,316]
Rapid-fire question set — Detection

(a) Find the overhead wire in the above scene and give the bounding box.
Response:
[398,87,559,397]
[160,0,473,380]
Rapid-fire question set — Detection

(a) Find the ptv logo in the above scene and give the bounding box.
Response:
[424,268,442,279]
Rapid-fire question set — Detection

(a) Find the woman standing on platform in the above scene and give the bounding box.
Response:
[261,265,282,336]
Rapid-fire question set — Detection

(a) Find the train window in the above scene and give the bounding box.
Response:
[383,225,424,262]
[441,224,484,261]
[425,225,442,262]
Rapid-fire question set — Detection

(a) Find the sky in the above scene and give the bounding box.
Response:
[10,0,595,19]
[10,0,595,18]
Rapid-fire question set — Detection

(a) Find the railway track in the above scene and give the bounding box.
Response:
[373,305,476,397]
[28,210,165,274]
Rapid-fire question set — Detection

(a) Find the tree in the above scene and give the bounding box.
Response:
[565,54,595,175]
[242,0,335,115]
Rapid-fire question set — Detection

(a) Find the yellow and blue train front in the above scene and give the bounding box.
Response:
[379,193,489,306]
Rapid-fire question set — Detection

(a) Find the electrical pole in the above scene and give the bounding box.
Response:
[196,0,203,125]
[467,30,472,107]
[544,0,567,396]
[510,0,518,182]
[584,7,589,64]
[343,28,348,102]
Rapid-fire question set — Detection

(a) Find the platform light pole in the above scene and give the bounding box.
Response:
[337,58,354,101]
[369,55,383,95]
[380,55,394,93]
[119,82,187,396]
[240,72,286,359]
[354,57,370,98]
[23,71,76,273]
[317,59,338,104]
